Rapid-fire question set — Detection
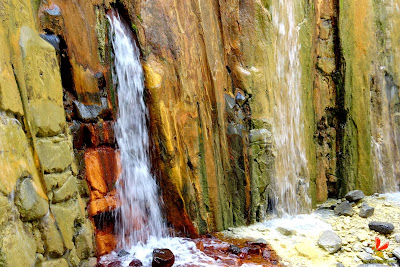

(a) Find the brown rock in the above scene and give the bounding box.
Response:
[84,147,120,194]
[129,259,143,266]
[152,249,175,267]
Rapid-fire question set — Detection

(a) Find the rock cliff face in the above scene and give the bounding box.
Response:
[1,0,400,260]
[0,0,95,266]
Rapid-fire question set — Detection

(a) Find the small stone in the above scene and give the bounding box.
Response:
[363,247,373,254]
[318,230,342,253]
[394,234,400,243]
[334,201,354,216]
[228,244,241,255]
[358,252,375,263]
[152,249,175,267]
[129,259,143,266]
[383,202,391,207]
[368,221,395,234]
[336,263,345,267]
[344,247,352,252]
[117,249,130,257]
[345,190,365,202]
[359,203,374,218]
[277,226,295,236]
[392,247,400,260]
[235,92,246,106]
[373,193,380,197]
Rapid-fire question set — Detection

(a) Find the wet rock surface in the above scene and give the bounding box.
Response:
[152,249,175,267]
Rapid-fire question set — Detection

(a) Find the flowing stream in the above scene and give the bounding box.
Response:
[271,0,311,215]
[108,12,166,249]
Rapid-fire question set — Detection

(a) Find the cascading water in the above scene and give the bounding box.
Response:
[271,0,311,215]
[370,0,400,193]
[108,12,166,249]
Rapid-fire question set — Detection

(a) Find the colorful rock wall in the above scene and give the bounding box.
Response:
[1,0,400,260]
[0,0,95,266]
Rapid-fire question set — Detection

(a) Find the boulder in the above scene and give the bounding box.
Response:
[15,178,49,221]
[228,244,241,255]
[359,203,374,218]
[334,201,354,216]
[345,190,365,202]
[317,230,342,253]
[368,221,394,234]
[152,249,175,267]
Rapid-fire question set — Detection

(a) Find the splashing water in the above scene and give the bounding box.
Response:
[108,12,166,249]
[271,0,311,215]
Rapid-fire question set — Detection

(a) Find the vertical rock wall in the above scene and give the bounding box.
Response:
[0,0,95,266]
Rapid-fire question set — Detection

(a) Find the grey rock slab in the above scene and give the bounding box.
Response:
[318,230,342,253]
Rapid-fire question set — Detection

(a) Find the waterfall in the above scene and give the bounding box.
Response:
[271,0,311,215]
[108,12,166,249]
[370,0,400,193]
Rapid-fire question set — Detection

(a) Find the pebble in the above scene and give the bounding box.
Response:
[384,202,391,207]
[395,234,400,243]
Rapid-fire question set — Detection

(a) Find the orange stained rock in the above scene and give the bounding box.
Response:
[95,229,117,256]
[88,190,120,217]
[84,147,121,194]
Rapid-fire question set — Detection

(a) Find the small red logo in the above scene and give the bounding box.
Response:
[372,237,389,258]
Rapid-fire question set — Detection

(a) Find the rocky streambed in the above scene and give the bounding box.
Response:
[222,192,400,267]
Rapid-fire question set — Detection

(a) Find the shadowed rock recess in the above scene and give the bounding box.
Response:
[0,0,400,263]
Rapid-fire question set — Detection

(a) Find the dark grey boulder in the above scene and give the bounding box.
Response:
[359,203,374,218]
[368,221,394,234]
[345,190,365,202]
[334,201,354,216]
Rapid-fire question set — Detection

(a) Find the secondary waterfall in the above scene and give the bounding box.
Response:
[108,12,166,249]
[370,0,400,193]
[271,0,311,215]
